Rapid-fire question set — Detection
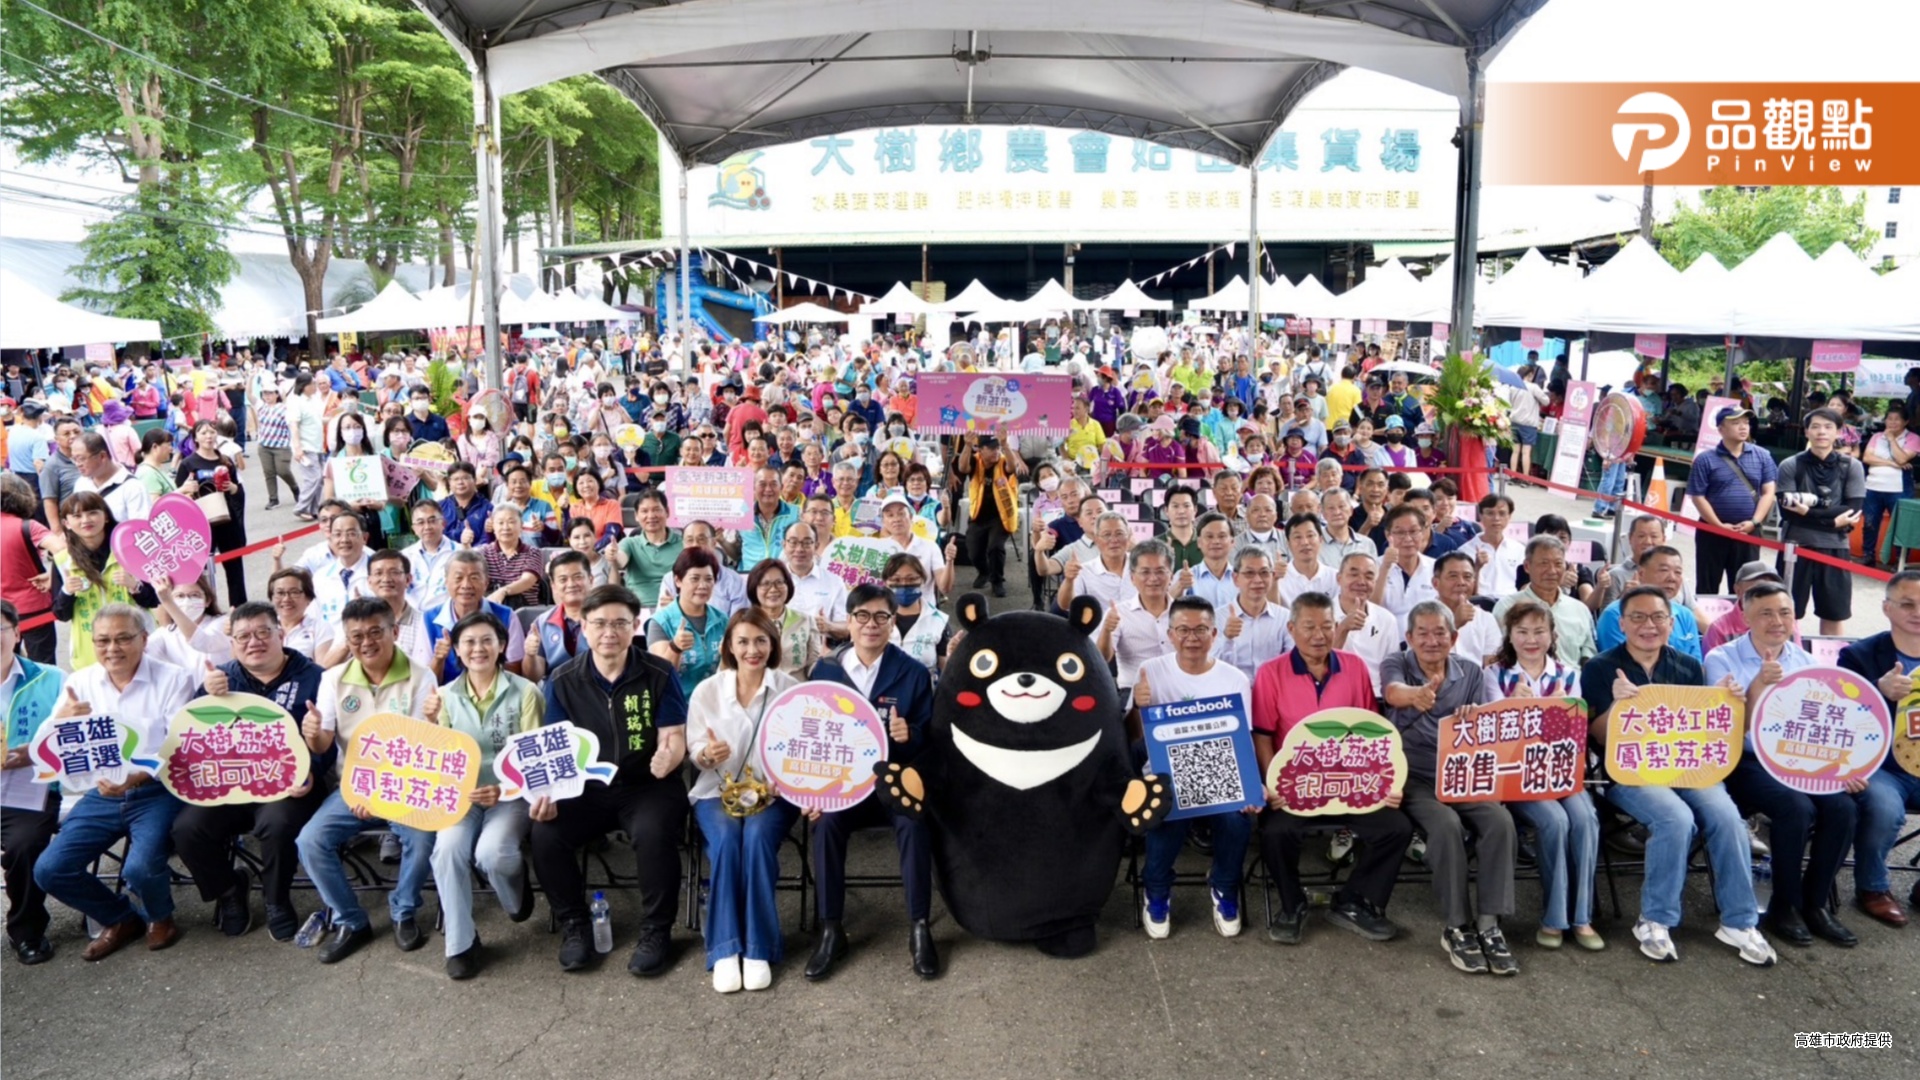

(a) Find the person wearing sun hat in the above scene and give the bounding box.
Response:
[1090,366,1127,436]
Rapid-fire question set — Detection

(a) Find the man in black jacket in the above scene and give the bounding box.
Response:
[1777,408,1865,636]
[531,584,689,977]
[170,603,327,943]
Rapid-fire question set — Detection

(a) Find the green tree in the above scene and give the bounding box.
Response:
[61,179,239,339]
[1653,186,1879,271]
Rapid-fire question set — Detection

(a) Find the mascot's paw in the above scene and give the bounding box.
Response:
[1121,776,1167,833]
[873,762,927,817]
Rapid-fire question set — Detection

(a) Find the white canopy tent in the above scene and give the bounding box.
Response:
[1282,274,1343,319]
[1262,275,1296,315]
[545,289,628,323]
[1089,279,1173,312]
[1185,276,1249,314]
[860,282,937,318]
[410,0,1547,383]
[957,299,1065,326]
[1328,259,1426,321]
[0,268,162,349]
[316,280,429,334]
[754,301,850,324]
[1577,237,1713,336]
[1024,279,1091,312]
[1475,247,1586,330]
[933,279,1006,314]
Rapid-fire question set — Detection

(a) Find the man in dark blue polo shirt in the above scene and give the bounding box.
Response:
[405,386,451,443]
[1687,406,1778,595]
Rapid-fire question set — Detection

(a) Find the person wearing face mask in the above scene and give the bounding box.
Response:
[848,381,886,432]
[1378,416,1417,469]
[457,407,504,483]
[882,553,950,675]
[1413,422,1446,471]
[640,407,682,468]
[406,387,451,443]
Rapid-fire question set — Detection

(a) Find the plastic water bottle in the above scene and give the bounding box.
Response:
[294,911,328,949]
[590,891,614,954]
[1752,855,1773,906]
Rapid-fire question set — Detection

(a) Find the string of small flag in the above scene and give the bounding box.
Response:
[610,247,874,305]
[1139,242,1239,288]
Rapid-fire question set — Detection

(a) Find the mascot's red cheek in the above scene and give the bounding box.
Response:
[1072,695,1096,711]
[957,691,983,708]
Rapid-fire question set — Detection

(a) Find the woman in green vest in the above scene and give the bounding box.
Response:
[425,609,541,980]
[49,491,158,668]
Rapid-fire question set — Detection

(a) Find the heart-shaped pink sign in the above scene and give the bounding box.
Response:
[110,492,215,586]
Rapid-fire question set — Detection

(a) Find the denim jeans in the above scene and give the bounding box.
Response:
[1603,782,1758,930]
[1509,792,1598,930]
[34,783,183,927]
[1855,764,1920,894]
[1142,810,1254,902]
[429,799,530,955]
[1595,460,1629,512]
[294,790,430,932]
[1863,488,1904,562]
[693,797,799,968]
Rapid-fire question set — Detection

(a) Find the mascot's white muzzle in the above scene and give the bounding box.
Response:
[986,672,1067,723]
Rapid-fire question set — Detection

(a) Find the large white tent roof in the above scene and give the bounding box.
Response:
[1282,274,1343,318]
[1475,247,1584,330]
[0,268,162,349]
[317,280,428,335]
[1185,275,1249,313]
[861,282,937,317]
[1327,258,1425,321]
[1089,279,1173,312]
[933,279,1006,313]
[415,0,1545,166]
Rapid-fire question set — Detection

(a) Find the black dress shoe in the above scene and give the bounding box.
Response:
[910,918,941,980]
[627,925,673,978]
[11,936,54,966]
[990,582,1007,598]
[319,924,373,964]
[447,936,482,980]
[508,869,536,923]
[1805,907,1858,948]
[1765,908,1813,946]
[393,916,427,952]
[804,920,848,982]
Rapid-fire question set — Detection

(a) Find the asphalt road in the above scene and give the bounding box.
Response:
[3,470,1918,1080]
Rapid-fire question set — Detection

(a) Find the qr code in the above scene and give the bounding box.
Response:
[1165,737,1245,810]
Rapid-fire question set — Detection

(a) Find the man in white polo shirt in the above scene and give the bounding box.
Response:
[1216,546,1294,684]
[1330,552,1403,695]
[1100,539,1177,698]
[1060,511,1137,611]
[782,520,849,645]
[1277,514,1338,607]
[1373,503,1437,619]
[32,605,197,960]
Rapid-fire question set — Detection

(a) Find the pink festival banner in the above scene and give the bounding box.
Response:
[913,373,1074,436]
[1810,340,1864,373]
[663,467,754,531]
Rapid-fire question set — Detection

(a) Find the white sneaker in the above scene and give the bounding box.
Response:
[1715,924,1778,967]
[1142,895,1171,940]
[742,958,772,991]
[1633,919,1679,962]
[1210,888,1242,938]
[711,955,743,993]
[1328,828,1355,863]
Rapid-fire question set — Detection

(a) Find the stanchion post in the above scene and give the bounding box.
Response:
[1782,541,1797,592]
[1610,473,1637,566]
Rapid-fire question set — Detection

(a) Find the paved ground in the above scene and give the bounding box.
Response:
[3,464,1918,1080]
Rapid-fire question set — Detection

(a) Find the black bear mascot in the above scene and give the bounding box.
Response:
[873,593,1163,957]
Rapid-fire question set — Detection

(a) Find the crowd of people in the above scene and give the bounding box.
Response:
[0,325,1915,995]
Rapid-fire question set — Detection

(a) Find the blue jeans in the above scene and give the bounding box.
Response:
[1142,810,1254,902]
[1603,782,1758,930]
[1509,792,1598,930]
[693,797,799,969]
[294,790,430,932]
[1863,489,1904,562]
[1855,764,1920,894]
[429,799,530,955]
[1595,460,1629,512]
[34,784,183,927]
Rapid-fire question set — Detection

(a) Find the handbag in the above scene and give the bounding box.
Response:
[196,490,232,525]
[717,689,775,819]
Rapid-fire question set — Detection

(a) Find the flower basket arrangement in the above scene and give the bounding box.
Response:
[1428,353,1514,446]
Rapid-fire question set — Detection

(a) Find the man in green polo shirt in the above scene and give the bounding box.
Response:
[610,489,683,609]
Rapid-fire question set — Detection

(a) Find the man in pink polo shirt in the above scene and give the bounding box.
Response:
[1251,591,1414,947]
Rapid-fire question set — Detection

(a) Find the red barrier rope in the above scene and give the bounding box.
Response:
[1497,467,1894,584]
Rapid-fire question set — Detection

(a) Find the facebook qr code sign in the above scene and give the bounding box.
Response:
[1142,695,1262,820]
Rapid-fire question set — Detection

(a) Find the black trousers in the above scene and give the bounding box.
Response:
[1258,806,1413,914]
[531,776,687,928]
[965,514,1010,586]
[812,797,931,923]
[2,789,60,945]
[171,784,327,909]
[208,504,250,607]
[19,620,56,664]
[1723,754,1858,917]
[1694,528,1758,597]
